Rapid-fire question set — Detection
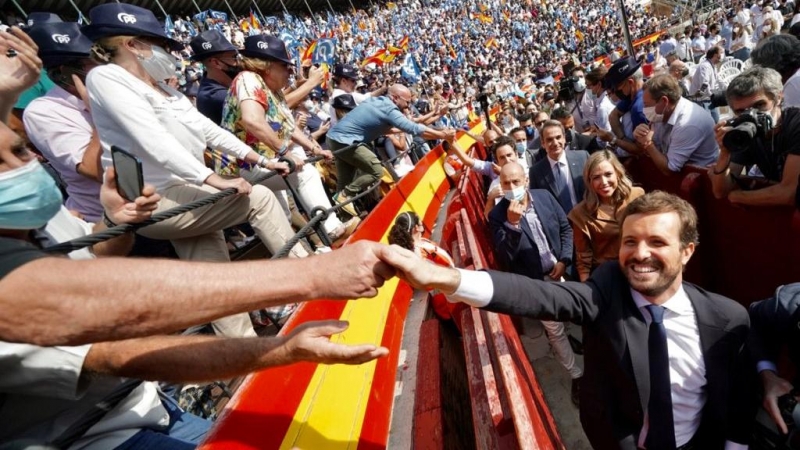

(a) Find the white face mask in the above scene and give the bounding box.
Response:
[643,105,664,124]
[573,78,586,93]
[504,185,526,202]
[137,41,178,82]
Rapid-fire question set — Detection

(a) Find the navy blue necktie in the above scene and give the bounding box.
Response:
[553,162,573,211]
[645,304,676,450]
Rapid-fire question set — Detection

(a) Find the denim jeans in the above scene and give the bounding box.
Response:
[114,394,211,450]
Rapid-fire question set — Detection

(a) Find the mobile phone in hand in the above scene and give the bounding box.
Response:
[111,146,144,202]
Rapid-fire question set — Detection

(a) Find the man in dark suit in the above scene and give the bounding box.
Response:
[529,120,589,215]
[749,283,800,435]
[551,106,601,153]
[488,162,582,403]
[384,191,753,450]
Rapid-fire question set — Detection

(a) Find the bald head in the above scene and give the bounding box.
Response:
[483,129,499,147]
[499,162,527,192]
[388,83,411,97]
[669,60,687,80]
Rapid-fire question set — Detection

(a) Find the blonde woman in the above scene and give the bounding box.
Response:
[212,34,359,240]
[567,151,645,282]
[83,3,307,337]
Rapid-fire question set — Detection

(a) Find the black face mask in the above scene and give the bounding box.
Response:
[615,86,630,102]
[220,61,241,79]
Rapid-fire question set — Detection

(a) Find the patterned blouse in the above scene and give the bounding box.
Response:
[213,70,295,177]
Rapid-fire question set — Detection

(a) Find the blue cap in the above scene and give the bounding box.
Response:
[190,29,237,61]
[82,3,182,51]
[241,34,292,64]
[27,22,93,68]
[604,56,641,89]
[23,12,62,29]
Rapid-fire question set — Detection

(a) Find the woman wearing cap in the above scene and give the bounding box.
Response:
[83,3,309,336]
[567,151,644,282]
[214,34,359,239]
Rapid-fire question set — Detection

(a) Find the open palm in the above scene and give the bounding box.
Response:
[0,27,42,98]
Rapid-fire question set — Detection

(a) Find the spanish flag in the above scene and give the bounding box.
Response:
[250,9,260,29]
[386,2,398,8]
[484,37,499,48]
[397,35,409,51]
[361,48,394,67]
[575,29,584,41]
[301,41,317,65]
[478,3,489,12]
[502,10,511,21]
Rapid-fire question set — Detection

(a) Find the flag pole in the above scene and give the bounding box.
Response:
[10,0,26,18]
[223,0,239,22]
[302,0,322,29]
[67,0,89,24]
[191,0,203,14]
[276,0,291,17]
[252,0,268,25]
[153,0,170,20]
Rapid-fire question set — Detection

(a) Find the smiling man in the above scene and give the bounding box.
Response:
[382,190,754,450]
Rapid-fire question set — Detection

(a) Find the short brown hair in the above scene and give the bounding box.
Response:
[619,191,699,248]
[540,119,565,136]
[585,65,608,86]
[644,74,682,104]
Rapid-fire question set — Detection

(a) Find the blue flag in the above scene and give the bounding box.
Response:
[313,38,336,64]
[210,10,228,22]
[164,15,175,37]
[280,30,300,50]
[401,53,421,83]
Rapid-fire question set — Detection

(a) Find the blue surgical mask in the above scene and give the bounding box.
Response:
[504,185,527,202]
[515,142,526,155]
[0,160,63,230]
[525,125,535,137]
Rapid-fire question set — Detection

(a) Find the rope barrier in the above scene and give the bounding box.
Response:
[43,141,364,254]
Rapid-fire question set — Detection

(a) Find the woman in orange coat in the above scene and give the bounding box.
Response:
[568,151,645,282]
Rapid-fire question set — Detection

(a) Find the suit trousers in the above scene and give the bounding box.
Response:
[542,276,583,379]
[137,182,309,338]
[240,146,343,234]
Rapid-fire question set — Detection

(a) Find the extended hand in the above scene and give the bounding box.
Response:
[312,241,397,299]
[283,320,389,365]
[761,370,795,434]
[100,167,161,225]
[378,244,461,293]
[308,65,324,86]
[0,27,42,99]
[633,123,653,147]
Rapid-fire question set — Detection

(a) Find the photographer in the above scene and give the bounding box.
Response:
[749,283,800,439]
[710,67,800,207]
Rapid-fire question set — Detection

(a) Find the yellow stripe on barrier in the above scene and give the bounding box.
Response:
[280,152,449,450]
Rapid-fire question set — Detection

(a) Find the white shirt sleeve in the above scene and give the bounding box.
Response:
[0,343,92,399]
[186,106,253,160]
[725,441,748,450]
[446,269,493,308]
[87,66,213,186]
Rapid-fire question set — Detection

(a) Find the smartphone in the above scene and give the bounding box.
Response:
[111,146,144,202]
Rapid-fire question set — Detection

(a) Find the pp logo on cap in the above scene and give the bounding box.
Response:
[257,41,269,50]
[618,64,629,73]
[51,34,71,44]
[27,19,34,26]
[202,42,213,50]
[117,13,137,24]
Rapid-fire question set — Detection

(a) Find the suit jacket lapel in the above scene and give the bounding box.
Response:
[621,288,651,415]
[568,153,583,195]
[684,284,729,368]
[540,162,557,193]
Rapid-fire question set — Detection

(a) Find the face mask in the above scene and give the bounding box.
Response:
[573,78,586,93]
[221,61,241,79]
[515,142,527,154]
[504,185,526,202]
[615,88,630,102]
[304,99,317,113]
[137,42,178,82]
[0,160,63,230]
[525,125,535,137]
[644,103,664,123]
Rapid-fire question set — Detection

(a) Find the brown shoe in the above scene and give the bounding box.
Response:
[333,191,358,217]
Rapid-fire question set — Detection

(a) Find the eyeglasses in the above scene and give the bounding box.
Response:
[535,121,546,127]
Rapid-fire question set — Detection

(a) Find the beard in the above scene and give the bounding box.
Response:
[623,257,682,298]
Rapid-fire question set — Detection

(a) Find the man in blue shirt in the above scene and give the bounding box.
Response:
[326,84,457,210]
[191,30,241,125]
[605,56,649,157]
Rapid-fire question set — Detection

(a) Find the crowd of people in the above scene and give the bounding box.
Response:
[0,0,799,448]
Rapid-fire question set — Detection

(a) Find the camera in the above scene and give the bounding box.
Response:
[722,108,774,155]
[558,76,578,103]
[778,391,800,430]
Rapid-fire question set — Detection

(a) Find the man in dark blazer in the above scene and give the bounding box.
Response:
[551,106,602,153]
[488,163,573,281]
[487,162,583,402]
[529,120,589,214]
[384,191,754,450]
[749,283,800,435]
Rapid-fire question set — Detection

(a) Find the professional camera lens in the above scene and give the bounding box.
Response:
[722,122,758,155]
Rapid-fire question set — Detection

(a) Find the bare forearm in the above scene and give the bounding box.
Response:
[90,222,134,257]
[421,128,446,140]
[242,117,282,151]
[84,334,291,383]
[609,111,624,138]
[76,131,103,182]
[643,143,672,175]
[0,257,319,346]
[285,81,318,109]
[729,183,796,206]
[710,158,738,199]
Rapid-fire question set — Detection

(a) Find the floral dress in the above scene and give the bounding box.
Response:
[212,70,295,177]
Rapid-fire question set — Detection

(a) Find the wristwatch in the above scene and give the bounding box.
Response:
[257,155,268,168]
[102,212,117,228]
[610,137,619,148]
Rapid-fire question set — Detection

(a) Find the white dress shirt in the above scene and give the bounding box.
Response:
[88,64,253,191]
[23,86,103,222]
[547,152,578,206]
[690,60,718,96]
